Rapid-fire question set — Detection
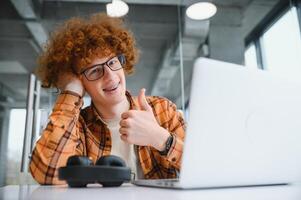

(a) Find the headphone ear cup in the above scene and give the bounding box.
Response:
[65,156,93,187]
[67,155,94,166]
[96,155,128,187]
[96,155,126,167]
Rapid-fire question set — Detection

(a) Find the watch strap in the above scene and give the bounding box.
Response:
[159,134,173,156]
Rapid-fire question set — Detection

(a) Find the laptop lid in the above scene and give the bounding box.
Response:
[179,58,301,188]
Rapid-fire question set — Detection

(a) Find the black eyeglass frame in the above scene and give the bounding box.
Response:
[81,54,126,81]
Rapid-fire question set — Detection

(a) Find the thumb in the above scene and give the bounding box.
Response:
[138,88,152,111]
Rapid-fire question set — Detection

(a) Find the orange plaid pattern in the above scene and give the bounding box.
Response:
[29,91,186,185]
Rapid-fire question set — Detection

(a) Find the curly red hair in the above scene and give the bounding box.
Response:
[36,13,139,88]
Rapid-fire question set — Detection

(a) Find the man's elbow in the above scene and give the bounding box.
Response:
[29,160,66,185]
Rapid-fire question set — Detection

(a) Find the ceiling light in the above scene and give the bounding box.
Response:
[106,0,129,18]
[186,2,217,20]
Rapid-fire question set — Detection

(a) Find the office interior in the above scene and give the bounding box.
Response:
[0,0,300,187]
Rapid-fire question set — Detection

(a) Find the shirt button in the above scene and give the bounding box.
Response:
[172,157,176,162]
[106,137,110,141]
[74,101,80,106]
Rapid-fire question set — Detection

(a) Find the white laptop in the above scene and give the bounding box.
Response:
[133,58,301,189]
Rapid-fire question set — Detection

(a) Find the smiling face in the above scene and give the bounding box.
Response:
[82,54,127,107]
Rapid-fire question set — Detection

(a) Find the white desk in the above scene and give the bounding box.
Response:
[1,183,301,200]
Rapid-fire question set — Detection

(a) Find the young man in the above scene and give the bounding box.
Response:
[29,13,186,185]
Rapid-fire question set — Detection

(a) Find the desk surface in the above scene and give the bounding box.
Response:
[1,183,301,200]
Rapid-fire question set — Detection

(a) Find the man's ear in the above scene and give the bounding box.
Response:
[79,74,86,85]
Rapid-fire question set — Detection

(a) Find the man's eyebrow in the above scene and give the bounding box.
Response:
[82,55,116,71]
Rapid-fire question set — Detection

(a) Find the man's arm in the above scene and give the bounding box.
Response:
[29,91,85,185]
[161,100,186,170]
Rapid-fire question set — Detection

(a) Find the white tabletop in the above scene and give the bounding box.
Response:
[1,183,301,200]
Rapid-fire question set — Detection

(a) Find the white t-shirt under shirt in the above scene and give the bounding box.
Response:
[106,117,138,177]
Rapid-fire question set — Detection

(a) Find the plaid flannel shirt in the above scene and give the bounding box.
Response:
[29,91,186,185]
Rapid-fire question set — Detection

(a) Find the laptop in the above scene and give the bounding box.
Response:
[133,58,301,189]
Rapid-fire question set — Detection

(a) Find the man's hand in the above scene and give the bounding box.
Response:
[119,88,170,151]
[57,72,85,97]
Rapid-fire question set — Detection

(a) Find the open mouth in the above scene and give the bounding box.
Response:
[103,82,120,92]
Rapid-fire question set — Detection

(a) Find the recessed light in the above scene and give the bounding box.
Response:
[106,0,129,18]
[186,2,217,20]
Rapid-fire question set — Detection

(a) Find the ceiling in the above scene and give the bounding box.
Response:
[0,0,280,108]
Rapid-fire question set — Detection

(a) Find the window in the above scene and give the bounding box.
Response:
[261,7,301,80]
[244,43,258,68]
[245,1,301,81]
[6,109,39,185]
[6,109,26,184]
[7,109,26,161]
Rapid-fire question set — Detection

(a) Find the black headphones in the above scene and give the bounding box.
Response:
[58,155,131,187]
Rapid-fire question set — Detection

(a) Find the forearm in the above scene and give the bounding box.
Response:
[165,134,184,170]
[151,128,183,169]
[156,101,186,170]
[29,92,84,185]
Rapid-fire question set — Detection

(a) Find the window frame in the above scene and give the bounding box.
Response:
[245,0,301,70]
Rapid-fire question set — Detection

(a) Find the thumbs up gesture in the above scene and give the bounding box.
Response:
[119,88,170,151]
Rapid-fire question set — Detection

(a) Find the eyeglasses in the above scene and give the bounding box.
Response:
[81,54,126,81]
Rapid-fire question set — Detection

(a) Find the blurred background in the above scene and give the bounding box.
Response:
[0,0,300,186]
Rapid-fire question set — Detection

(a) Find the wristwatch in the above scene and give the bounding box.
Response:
[159,134,174,156]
